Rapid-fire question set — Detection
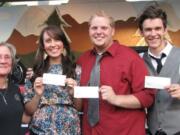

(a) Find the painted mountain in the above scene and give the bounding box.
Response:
[6,7,180,67]
[7,29,38,55]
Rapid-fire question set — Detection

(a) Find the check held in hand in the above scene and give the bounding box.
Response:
[43,73,66,86]
[145,76,171,89]
[74,86,99,98]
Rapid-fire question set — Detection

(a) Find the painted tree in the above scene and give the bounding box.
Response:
[44,7,71,43]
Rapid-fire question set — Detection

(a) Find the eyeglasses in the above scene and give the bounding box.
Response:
[0,55,12,61]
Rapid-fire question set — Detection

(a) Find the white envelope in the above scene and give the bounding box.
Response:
[43,73,66,86]
[74,86,99,98]
[145,76,171,89]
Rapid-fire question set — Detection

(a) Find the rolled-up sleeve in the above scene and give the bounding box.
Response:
[131,55,156,108]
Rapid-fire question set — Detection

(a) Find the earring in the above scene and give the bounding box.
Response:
[63,49,67,56]
[43,53,47,60]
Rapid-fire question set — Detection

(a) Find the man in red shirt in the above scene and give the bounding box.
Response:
[77,11,155,135]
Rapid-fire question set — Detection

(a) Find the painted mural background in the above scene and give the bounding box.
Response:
[0,1,180,67]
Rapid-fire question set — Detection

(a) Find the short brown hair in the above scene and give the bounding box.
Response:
[137,3,167,31]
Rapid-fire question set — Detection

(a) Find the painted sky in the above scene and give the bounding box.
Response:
[0,6,27,42]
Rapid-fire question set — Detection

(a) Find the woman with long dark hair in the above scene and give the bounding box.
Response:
[23,25,81,135]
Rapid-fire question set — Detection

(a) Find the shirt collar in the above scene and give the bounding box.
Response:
[90,40,119,57]
[148,41,173,58]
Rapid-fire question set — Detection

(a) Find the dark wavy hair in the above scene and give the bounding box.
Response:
[32,25,76,81]
[137,3,167,31]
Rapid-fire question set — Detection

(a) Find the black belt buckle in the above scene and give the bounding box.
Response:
[155,129,167,135]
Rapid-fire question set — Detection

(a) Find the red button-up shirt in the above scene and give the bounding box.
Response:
[77,41,155,135]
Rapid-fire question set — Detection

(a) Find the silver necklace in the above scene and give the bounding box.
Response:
[0,79,8,105]
[0,90,8,105]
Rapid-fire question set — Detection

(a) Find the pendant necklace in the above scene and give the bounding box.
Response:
[0,79,8,105]
[0,89,8,105]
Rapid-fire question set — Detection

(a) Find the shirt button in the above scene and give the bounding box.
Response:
[157,99,160,103]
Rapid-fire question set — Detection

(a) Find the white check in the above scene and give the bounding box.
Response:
[74,86,99,98]
[43,73,66,86]
[145,76,171,89]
